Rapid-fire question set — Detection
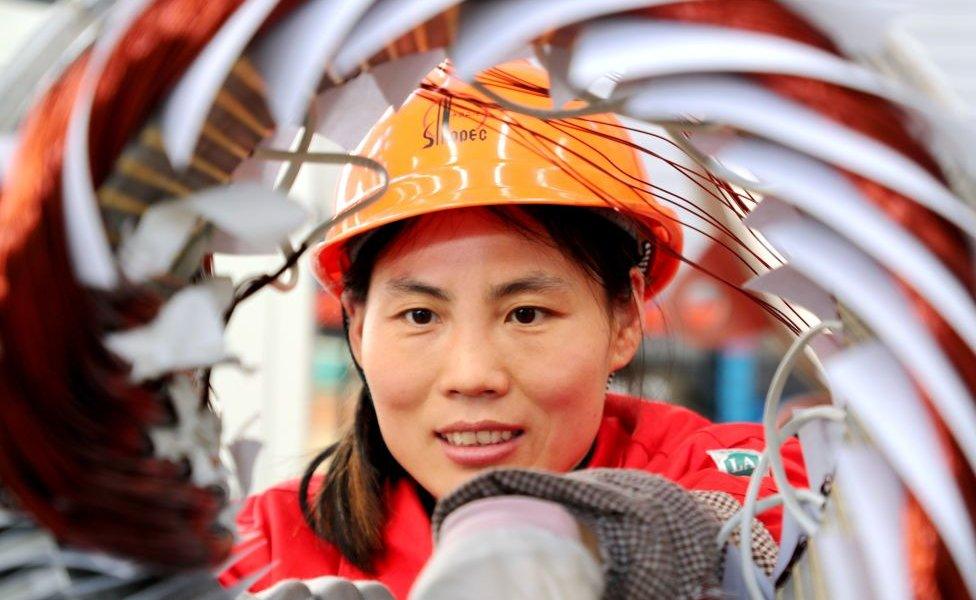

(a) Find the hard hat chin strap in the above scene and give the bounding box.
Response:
[584,208,657,277]
[637,240,653,273]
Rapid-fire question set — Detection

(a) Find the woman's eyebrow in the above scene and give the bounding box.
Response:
[385,277,452,301]
[489,274,569,300]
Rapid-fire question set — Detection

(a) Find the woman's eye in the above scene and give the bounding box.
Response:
[508,306,545,325]
[403,308,435,326]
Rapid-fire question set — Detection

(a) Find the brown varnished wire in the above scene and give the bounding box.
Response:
[0,0,288,569]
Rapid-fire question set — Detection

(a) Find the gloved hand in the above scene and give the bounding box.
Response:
[409,496,604,600]
[237,576,394,600]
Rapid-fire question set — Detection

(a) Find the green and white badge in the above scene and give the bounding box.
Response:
[706,448,762,477]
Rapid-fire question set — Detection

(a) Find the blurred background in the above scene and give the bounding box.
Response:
[1,0,973,495]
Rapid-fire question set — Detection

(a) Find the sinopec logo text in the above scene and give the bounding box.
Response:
[421,96,488,149]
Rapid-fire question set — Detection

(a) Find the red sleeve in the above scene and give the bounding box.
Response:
[218,492,275,591]
[650,423,808,541]
[218,480,341,593]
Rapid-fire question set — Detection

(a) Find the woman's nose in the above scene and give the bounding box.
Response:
[439,326,510,400]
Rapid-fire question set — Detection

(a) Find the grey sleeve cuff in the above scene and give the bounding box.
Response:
[431,468,722,600]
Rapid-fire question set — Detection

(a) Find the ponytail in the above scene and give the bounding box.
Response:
[300,386,406,572]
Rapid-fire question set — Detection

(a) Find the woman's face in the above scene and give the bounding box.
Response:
[344,207,644,498]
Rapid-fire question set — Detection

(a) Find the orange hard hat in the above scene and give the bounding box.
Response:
[312,60,683,299]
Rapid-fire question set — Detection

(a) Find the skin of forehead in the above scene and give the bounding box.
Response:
[369,206,610,311]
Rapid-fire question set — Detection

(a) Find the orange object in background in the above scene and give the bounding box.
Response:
[646,242,768,349]
[316,292,344,331]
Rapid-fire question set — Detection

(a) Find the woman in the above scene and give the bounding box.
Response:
[221,61,807,599]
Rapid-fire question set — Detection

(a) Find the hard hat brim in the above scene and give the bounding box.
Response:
[312,181,682,300]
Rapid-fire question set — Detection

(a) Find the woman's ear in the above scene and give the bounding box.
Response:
[608,267,646,372]
[341,292,366,366]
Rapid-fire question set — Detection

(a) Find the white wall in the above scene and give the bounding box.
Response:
[214,135,345,494]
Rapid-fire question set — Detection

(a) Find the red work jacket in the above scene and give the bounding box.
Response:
[220,394,808,598]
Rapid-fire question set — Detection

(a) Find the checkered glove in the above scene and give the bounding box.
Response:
[428,468,723,600]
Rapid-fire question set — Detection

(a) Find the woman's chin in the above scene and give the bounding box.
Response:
[429,457,527,499]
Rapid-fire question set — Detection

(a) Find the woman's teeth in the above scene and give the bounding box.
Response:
[442,430,515,446]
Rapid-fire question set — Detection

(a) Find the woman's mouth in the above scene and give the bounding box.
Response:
[435,422,525,468]
[439,429,518,446]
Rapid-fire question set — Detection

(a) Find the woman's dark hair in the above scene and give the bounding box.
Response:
[299,205,648,572]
